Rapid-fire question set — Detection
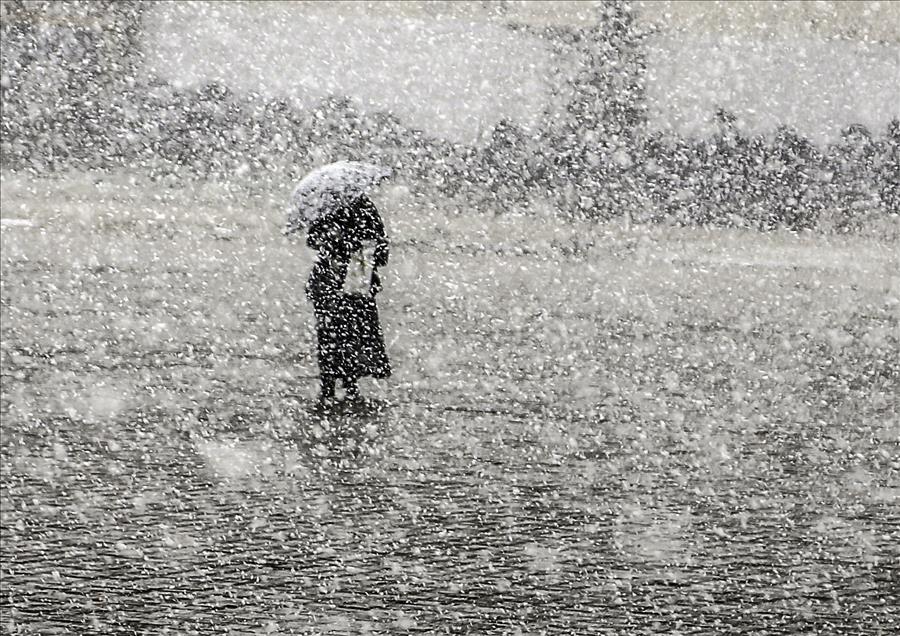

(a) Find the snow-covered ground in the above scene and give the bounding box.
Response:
[2,171,896,458]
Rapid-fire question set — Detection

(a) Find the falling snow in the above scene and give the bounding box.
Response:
[1,1,899,634]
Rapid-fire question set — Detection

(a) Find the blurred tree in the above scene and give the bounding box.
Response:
[709,107,755,227]
[0,0,146,170]
[512,0,650,219]
[824,124,879,230]
[476,118,535,211]
[875,119,899,217]
[762,125,822,230]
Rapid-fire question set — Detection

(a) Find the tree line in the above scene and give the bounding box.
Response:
[1,0,896,231]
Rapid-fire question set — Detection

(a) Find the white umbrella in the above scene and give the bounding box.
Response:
[285,161,392,235]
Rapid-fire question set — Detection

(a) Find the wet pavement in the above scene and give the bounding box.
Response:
[3,390,898,634]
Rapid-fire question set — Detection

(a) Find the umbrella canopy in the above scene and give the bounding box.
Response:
[285,161,392,235]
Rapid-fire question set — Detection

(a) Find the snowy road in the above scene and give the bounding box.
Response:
[1,189,898,633]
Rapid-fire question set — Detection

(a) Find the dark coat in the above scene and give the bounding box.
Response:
[305,195,391,381]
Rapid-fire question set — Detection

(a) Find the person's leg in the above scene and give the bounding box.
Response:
[313,301,338,403]
[342,376,360,399]
[319,374,336,401]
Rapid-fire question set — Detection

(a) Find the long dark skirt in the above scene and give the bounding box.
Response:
[313,293,391,381]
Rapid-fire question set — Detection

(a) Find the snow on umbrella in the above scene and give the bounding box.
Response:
[285,161,392,235]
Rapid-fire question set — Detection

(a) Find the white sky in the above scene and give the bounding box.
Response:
[142,2,900,145]
[645,35,900,143]
[142,3,550,144]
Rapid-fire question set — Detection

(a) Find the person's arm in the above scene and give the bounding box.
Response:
[355,195,390,267]
[373,230,390,269]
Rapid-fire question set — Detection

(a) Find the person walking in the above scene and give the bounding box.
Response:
[305,193,391,402]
